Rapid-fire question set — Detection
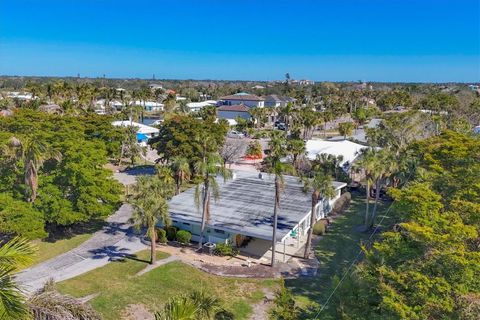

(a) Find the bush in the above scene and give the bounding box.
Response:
[156,228,167,244]
[176,230,192,245]
[213,243,239,257]
[245,141,263,158]
[165,226,177,241]
[313,220,328,235]
[332,192,351,214]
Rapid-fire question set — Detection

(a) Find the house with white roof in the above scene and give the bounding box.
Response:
[306,139,368,171]
[186,100,217,112]
[112,121,160,144]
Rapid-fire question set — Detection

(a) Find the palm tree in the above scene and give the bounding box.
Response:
[354,148,378,229]
[129,175,173,264]
[194,152,231,250]
[28,279,101,320]
[263,132,295,266]
[302,171,336,259]
[0,237,36,319]
[155,291,221,320]
[4,136,61,202]
[369,150,397,228]
[170,157,191,195]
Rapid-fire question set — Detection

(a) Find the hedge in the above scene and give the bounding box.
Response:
[165,226,178,241]
[156,228,167,244]
[176,230,192,245]
[313,220,328,235]
[213,243,239,257]
[332,192,351,214]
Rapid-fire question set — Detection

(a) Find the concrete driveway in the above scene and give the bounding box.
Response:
[15,169,155,294]
[15,204,147,294]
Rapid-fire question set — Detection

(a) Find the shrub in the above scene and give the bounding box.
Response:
[176,230,192,245]
[213,243,239,257]
[245,141,263,158]
[165,226,177,241]
[313,220,328,235]
[332,192,351,214]
[156,228,167,244]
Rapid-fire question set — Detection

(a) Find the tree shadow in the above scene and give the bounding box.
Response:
[88,245,149,263]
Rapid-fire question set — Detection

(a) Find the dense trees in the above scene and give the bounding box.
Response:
[331,131,480,319]
[0,110,122,239]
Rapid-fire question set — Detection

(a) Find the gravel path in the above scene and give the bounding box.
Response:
[15,204,147,294]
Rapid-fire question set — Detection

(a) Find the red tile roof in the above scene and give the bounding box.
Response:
[217,104,250,112]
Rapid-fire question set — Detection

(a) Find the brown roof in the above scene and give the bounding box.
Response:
[217,104,250,112]
[219,94,264,101]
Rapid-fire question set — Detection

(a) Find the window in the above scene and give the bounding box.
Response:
[183,222,190,226]
[213,229,225,234]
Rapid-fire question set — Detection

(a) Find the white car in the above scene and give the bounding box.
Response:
[227,131,245,139]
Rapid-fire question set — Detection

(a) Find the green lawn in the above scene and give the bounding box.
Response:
[29,234,93,267]
[286,193,392,318]
[57,250,277,319]
[22,220,105,270]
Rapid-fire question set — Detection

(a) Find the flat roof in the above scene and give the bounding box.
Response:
[168,170,346,241]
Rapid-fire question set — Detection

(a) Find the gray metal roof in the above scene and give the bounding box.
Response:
[168,170,346,241]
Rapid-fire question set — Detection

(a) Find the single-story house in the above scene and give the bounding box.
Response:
[217,104,251,121]
[186,100,217,112]
[306,139,368,171]
[219,93,265,108]
[111,120,160,139]
[166,170,346,261]
[132,100,164,112]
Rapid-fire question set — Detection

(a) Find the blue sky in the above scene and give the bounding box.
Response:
[0,0,479,82]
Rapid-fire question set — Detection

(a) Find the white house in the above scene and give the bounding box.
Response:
[186,100,217,112]
[219,93,264,108]
[132,100,164,112]
[111,120,160,140]
[306,139,368,170]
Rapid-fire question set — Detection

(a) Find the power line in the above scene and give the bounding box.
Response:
[312,172,414,319]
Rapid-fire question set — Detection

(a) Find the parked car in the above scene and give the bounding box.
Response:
[227,130,245,139]
[276,123,287,131]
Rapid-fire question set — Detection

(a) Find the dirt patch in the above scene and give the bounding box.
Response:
[249,288,275,320]
[122,304,153,320]
[199,263,279,278]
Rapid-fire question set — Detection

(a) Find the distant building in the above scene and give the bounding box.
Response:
[186,100,217,112]
[299,79,315,85]
[112,120,160,141]
[6,92,34,101]
[217,104,250,121]
[252,85,265,90]
[149,83,163,91]
[468,84,479,91]
[219,93,264,108]
[263,95,296,108]
[132,100,164,112]
[474,125,480,134]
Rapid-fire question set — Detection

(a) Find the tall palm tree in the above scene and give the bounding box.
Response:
[369,150,397,228]
[302,171,336,259]
[0,237,36,319]
[129,175,173,264]
[4,136,61,202]
[354,147,378,229]
[170,157,191,195]
[194,152,231,250]
[263,132,295,267]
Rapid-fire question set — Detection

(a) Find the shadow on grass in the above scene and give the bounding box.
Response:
[285,192,393,317]
[44,219,107,242]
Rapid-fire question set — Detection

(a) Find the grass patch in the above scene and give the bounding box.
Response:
[57,250,276,319]
[26,234,92,268]
[285,192,393,318]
